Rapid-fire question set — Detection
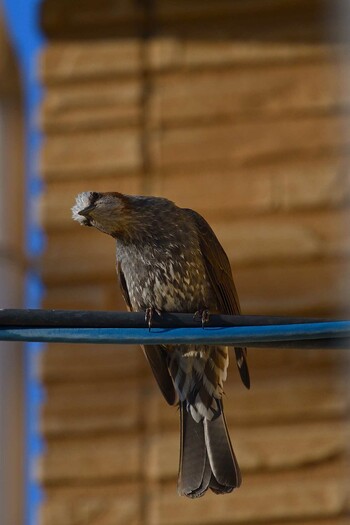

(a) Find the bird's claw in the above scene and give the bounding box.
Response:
[145,307,153,331]
[145,307,161,331]
[193,309,210,328]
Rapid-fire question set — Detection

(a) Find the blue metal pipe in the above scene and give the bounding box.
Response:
[0,321,349,346]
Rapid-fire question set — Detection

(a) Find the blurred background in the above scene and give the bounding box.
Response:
[0,9,25,525]
[1,1,350,524]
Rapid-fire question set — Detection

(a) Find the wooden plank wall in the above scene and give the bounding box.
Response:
[38,1,350,524]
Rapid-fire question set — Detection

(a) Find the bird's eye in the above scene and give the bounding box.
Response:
[90,191,99,202]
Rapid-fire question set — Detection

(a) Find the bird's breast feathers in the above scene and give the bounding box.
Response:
[116,242,215,312]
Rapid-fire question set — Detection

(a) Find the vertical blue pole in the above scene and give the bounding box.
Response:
[2,2,45,524]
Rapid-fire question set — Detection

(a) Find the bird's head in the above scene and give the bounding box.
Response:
[72,191,131,237]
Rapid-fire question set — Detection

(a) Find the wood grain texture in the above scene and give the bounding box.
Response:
[40,344,142,383]
[41,0,143,39]
[38,435,142,484]
[150,115,345,171]
[152,154,350,218]
[149,61,343,125]
[41,79,142,132]
[40,484,142,525]
[41,128,142,178]
[41,41,141,84]
[237,258,350,316]
[148,37,336,71]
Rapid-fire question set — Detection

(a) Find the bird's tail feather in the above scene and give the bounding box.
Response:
[235,347,250,389]
[178,401,241,498]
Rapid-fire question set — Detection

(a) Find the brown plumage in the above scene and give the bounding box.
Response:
[72,191,249,497]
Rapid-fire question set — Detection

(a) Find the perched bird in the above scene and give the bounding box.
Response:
[72,191,250,497]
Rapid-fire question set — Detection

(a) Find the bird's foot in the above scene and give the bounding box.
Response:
[193,308,210,328]
[145,306,161,331]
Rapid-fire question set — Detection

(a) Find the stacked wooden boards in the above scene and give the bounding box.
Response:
[38,1,350,524]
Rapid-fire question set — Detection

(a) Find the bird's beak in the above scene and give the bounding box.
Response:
[78,204,95,218]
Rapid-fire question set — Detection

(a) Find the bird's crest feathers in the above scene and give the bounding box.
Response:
[71,191,95,226]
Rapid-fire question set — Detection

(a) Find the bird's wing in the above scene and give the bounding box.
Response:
[141,344,177,405]
[117,262,177,405]
[184,209,250,389]
[117,260,133,310]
